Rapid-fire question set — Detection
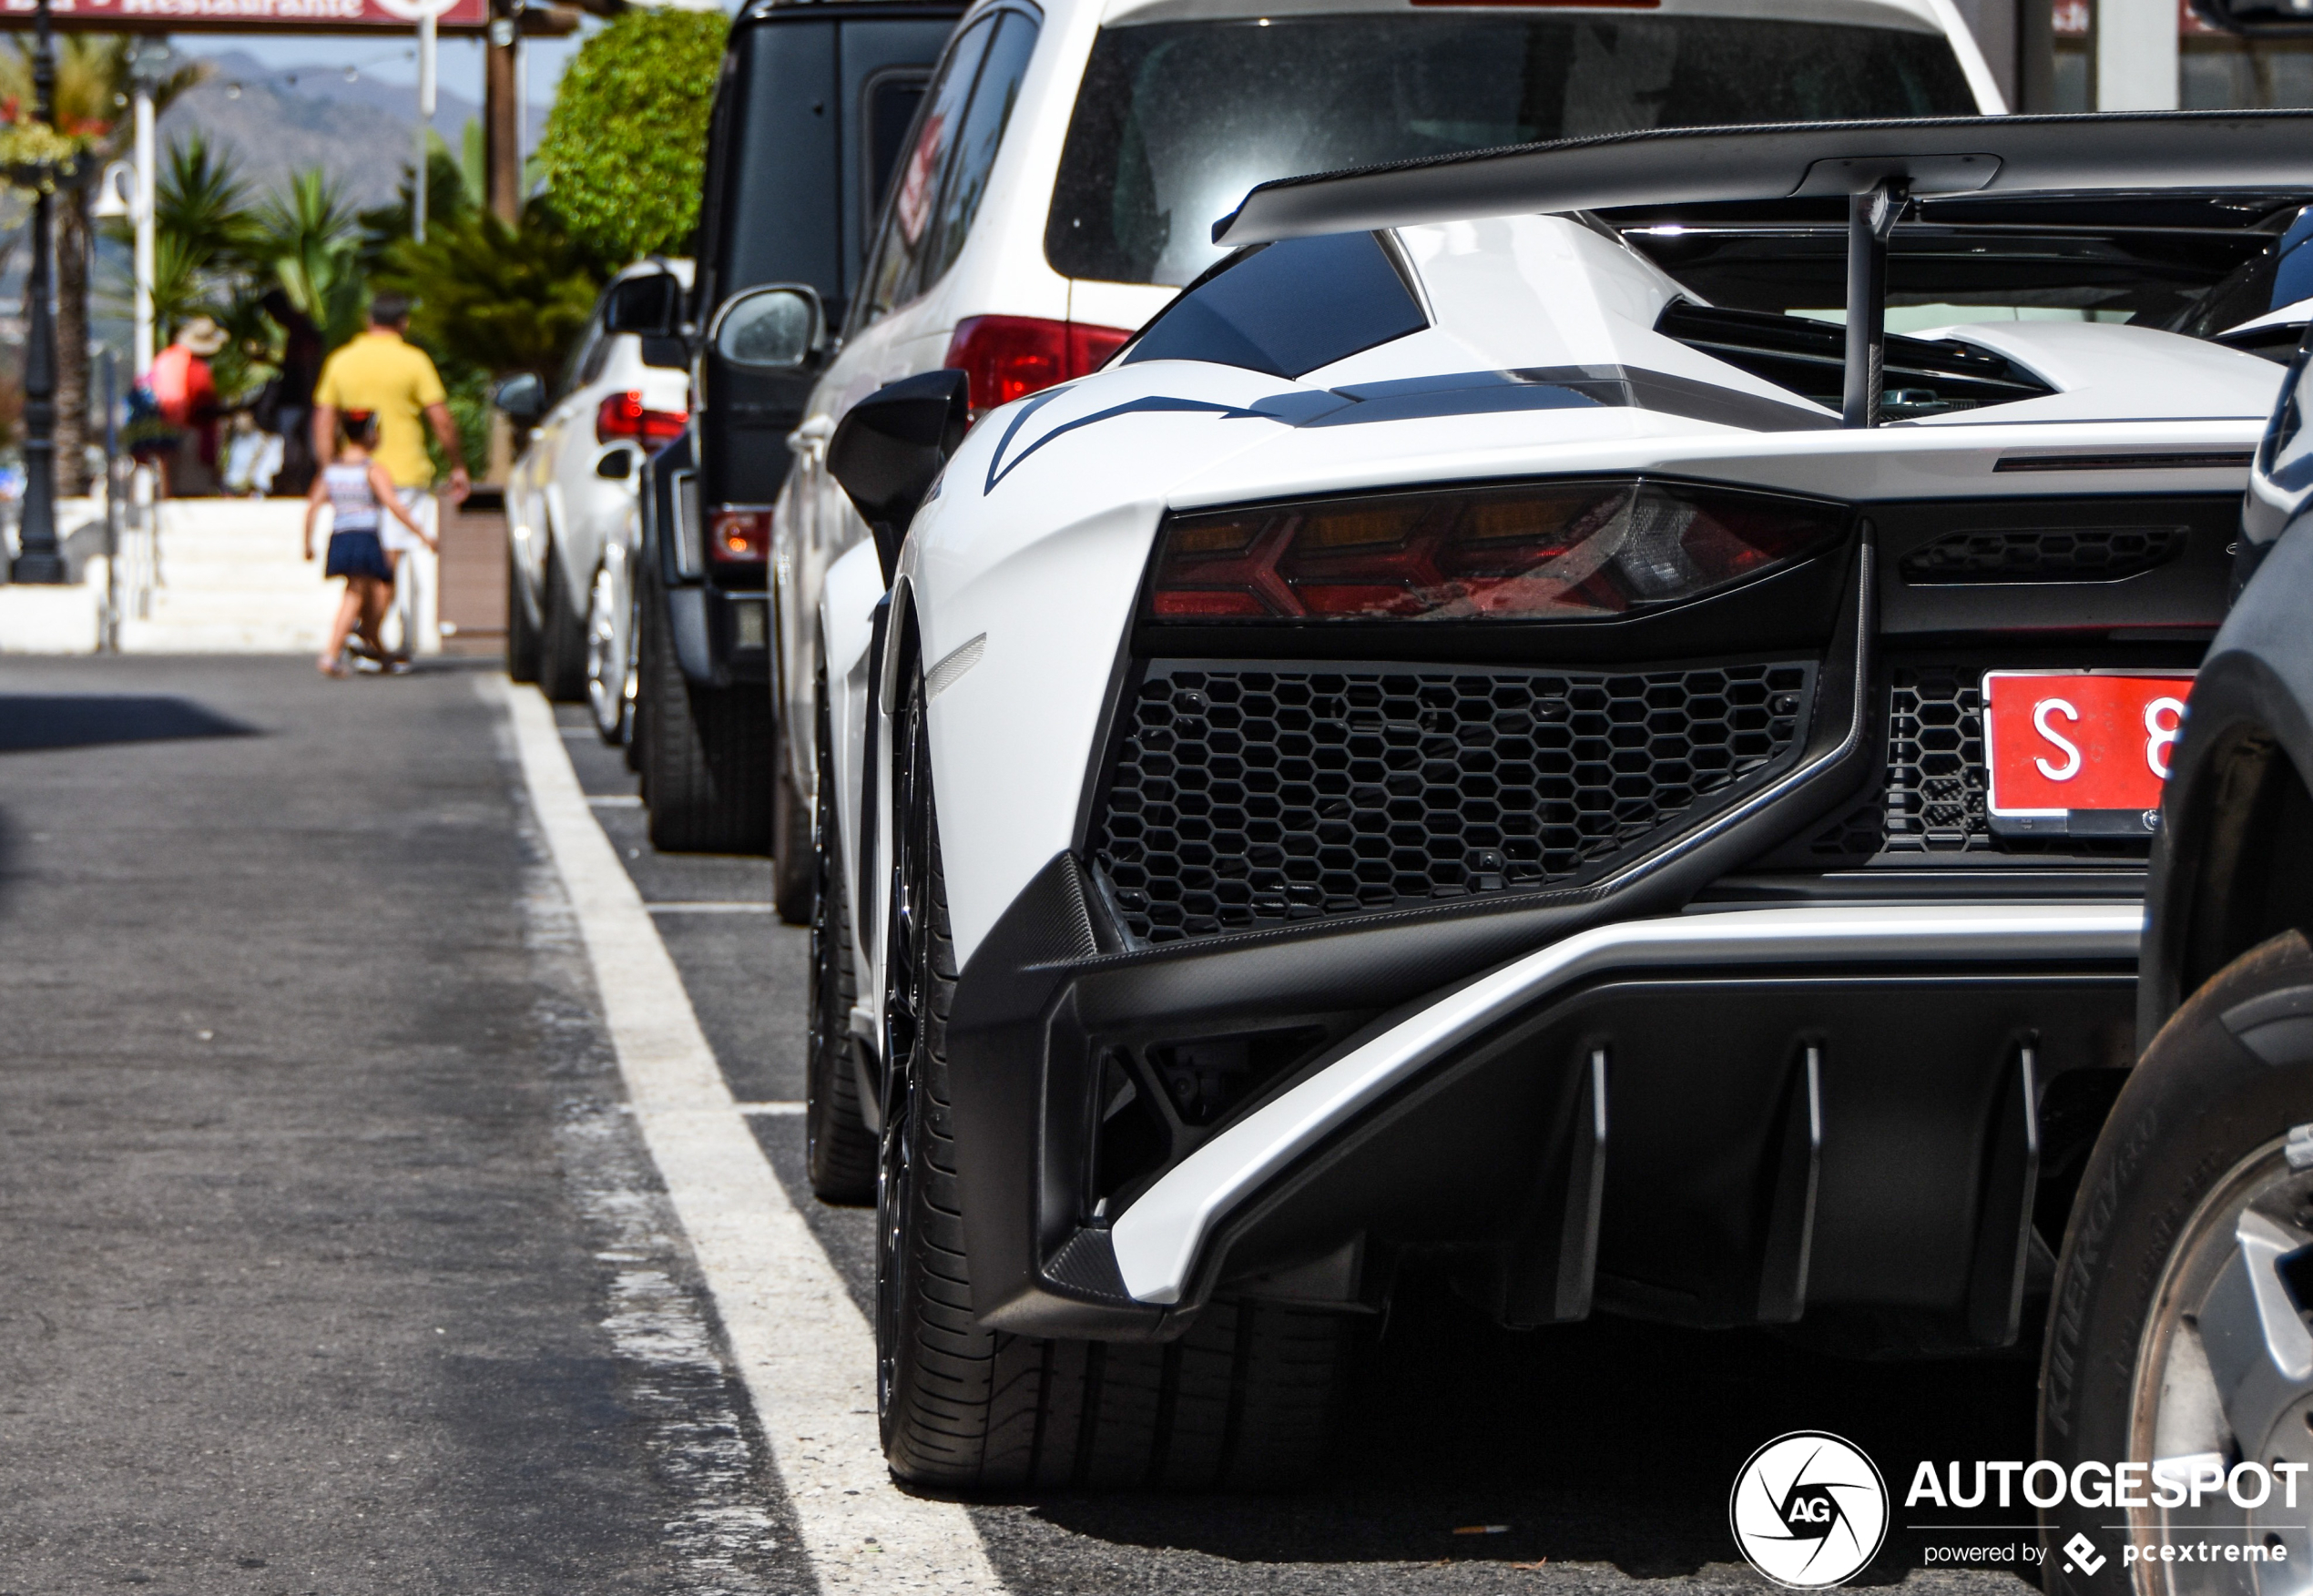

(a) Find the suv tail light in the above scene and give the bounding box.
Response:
[943,316,1132,417]
[596,391,688,448]
[709,506,771,564]
[1149,479,1846,623]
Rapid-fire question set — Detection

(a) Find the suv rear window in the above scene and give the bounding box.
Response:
[1046,15,1976,287]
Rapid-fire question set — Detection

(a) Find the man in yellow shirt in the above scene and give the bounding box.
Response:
[312,293,470,659]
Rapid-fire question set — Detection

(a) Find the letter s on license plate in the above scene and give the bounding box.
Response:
[1982,671,2194,839]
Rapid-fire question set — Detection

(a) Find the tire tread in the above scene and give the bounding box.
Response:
[638,577,772,854]
[880,669,1346,1494]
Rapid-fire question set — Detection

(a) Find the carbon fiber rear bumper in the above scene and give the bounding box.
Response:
[943,849,2140,1353]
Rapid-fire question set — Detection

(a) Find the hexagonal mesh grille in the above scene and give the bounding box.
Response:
[1899,525,2186,584]
[1779,664,2155,863]
[1093,660,1814,944]
[1883,665,1990,851]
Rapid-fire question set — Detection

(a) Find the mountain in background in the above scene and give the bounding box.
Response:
[158,49,549,210]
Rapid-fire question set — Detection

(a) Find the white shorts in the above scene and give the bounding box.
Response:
[381,487,436,554]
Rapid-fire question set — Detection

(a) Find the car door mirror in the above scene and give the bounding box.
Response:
[493,371,545,426]
[604,270,682,338]
[2190,0,2313,30]
[710,285,823,371]
[827,369,970,585]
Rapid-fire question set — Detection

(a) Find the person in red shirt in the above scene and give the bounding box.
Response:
[148,317,225,494]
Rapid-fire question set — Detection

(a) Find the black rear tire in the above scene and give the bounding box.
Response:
[2040,929,2313,1593]
[623,582,646,772]
[807,661,876,1205]
[637,574,772,854]
[876,662,1349,1492]
[538,544,588,703]
[773,766,815,926]
[505,542,540,684]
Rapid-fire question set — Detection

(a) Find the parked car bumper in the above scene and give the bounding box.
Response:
[943,860,2141,1353]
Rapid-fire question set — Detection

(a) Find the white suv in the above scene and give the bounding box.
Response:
[771,0,2005,846]
[501,259,695,740]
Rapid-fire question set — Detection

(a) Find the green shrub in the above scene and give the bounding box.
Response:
[534,8,727,269]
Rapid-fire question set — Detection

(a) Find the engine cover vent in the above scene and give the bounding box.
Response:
[1093,660,1812,945]
[1898,525,2187,584]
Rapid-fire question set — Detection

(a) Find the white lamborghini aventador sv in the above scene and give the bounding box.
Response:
[810,110,2313,1493]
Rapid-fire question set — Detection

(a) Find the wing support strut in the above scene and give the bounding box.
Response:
[1842,178,1907,430]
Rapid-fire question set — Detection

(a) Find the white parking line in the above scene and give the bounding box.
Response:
[587,794,645,808]
[647,901,777,914]
[735,1102,808,1116]
[494,677,1003,1594]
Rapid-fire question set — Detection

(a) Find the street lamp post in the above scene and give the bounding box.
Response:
[133,56,158,381]
[12,0,65,585]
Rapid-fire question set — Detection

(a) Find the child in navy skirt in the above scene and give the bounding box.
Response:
[304,410,433,676]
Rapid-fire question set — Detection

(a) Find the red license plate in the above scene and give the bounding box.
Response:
[1982,671,2194,838]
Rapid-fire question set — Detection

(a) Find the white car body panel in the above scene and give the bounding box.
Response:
[820,537,888,1038]
[774,0,2001,818]
[861,212,2282,979]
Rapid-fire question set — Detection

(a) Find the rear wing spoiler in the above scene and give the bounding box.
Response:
[1211,110,2313,429]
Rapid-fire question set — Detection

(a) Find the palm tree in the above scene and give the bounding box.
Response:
[376,200,601,380]
[150,132,255,280]
[0,36,203,491]
[147,228,213,337]
[250,168,364,350]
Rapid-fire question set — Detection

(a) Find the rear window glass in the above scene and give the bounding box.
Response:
[1125,233,1427,378]
[724,22,840,300]
[868,75,929,215]
[921,13,1040,290]
[1046,15,1976,287]
[861,15,994,320]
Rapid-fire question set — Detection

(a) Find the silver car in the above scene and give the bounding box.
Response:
[497,259,695,741]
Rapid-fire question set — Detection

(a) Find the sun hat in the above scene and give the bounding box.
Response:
[177,316,228,356]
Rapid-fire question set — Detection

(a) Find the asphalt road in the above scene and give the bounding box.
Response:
[1,656,2045,1595]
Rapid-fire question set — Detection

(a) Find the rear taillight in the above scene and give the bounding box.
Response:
[709,506,771,564]
[596,391,688,448]
[1149,480,1846,623]
[943,316,1132,416]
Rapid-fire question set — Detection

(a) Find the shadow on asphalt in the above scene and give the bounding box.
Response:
[1018,1266,2041,1584]
[0,694,257,754]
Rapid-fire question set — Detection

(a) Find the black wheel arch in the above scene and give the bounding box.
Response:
[2145,651,2313,1047]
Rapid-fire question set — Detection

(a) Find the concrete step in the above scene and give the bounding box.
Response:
[144,588,341,627]
[117,617,330,654]
[0,580,99,652]
[0,497,450,655]
[156,562,335,595]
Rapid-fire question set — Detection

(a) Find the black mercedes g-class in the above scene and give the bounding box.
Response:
[617,0,960,890]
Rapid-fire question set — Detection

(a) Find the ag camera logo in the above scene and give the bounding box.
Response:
[1729,1431,1890,1588]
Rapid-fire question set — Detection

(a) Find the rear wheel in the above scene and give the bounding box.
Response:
[584,560,630,745]
[2039,930,2313,1593]
[637,574,772,854]
[807,658,876,1205]
[876,662,1350,1491]
[538,543,588,703]
[773,765,814,926]
[505,542,540,684]
[623,581,645,771]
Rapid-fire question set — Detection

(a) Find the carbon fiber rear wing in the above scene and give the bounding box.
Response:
[1211,110,2313,429]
